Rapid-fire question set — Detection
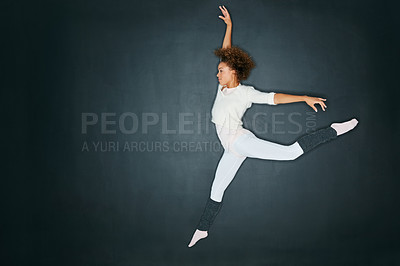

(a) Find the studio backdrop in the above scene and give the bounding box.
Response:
[3,0,399,265]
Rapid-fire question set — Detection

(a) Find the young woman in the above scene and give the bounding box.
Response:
[188,6,358,248]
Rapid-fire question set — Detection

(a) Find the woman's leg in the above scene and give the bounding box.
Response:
[210,150,247,202]
[232,118,358,160]
[232,131,304,161]
[188,150,246,248]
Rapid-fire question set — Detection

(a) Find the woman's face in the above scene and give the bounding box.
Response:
[217,62,236,87]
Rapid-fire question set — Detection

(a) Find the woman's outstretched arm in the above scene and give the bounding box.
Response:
[274,93,328,112]
[218,6,232,48]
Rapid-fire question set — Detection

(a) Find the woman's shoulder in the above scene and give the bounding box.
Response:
[239,83,254,89]
[238,83,255,93]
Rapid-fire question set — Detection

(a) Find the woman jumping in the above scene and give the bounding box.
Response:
[188,6,358,248]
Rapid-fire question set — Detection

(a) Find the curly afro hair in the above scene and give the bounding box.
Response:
[214,46,255,81]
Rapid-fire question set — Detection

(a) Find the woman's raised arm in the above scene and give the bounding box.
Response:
[218,6,232,48]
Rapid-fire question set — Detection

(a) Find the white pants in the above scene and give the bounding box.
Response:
[210,130,304,202]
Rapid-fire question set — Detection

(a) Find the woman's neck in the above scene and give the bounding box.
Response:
[226,80,240,88]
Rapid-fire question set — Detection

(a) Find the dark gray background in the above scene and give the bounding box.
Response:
[3,0,399,265]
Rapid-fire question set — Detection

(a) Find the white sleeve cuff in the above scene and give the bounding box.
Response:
[268,92,276,105]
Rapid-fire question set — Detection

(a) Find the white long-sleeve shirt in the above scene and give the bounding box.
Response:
[211,83,276,155]
[211,83,276,130]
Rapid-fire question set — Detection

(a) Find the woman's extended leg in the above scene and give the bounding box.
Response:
[233,118,358,160]
[232,131,304,160]
[188,150,246,248]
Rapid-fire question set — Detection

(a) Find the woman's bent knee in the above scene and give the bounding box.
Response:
[286,143,304,160]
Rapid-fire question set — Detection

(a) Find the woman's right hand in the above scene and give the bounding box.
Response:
[304,96,327,112]
[218,6,232,26]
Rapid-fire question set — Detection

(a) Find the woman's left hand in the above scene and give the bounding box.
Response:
[305,96,327,112]
[218,6,232,26]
